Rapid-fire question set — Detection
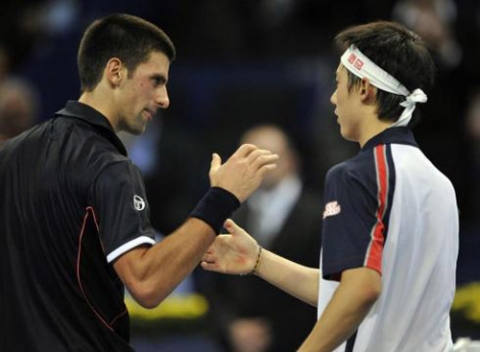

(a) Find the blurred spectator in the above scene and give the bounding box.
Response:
[203,124,322,352]
[393,0,462,68]
[455,0,480,223]
[0,47,9,83]
[0,0,46,73]
[465,89,480,151]
[464,89,480,221]
[455,0,480,86]
[0,0,79,74]
[0,77,40,144]
[0,0,80,122]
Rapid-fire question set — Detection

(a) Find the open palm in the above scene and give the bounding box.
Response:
[201,219,259,275]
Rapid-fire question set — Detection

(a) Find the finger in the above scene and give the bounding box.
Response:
[202,252,217,263]
[201,261,218,271]
[224,219,244,237]
[245,148,269,163]
[256,163,278,176]
[246,149,278,164]
[223,219,234,232]
[234,143,258,158]
[204,245,214,255]
[249,152,279,171]
[209,153,221,174]
[200,262,212,271]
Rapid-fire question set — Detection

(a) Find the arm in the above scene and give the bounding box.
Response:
[114,218,217,308]
[298,267,382,352]
[201,219,320,307]
[255,247,319,307]
[114,144,278,308]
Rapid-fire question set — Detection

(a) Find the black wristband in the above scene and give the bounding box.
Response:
[190,187,241,234]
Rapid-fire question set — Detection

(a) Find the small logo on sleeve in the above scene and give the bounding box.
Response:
[133,195,146,211]
[323,201,341,219]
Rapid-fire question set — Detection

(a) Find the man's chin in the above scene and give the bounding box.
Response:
[123,124,146,136]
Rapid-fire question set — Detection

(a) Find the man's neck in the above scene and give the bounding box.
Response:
[358,120,393,147]
[78,89,118,131]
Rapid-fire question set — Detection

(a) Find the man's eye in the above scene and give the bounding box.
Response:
[152,77,166,87]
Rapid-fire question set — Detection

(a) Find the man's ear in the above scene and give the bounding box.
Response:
[359,77,377,103]
[104,58,124,87]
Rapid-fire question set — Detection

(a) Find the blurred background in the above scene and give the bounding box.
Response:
[1,0,480,351]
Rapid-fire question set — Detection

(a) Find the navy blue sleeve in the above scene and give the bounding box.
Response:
[92,161,155,263]
[321,149,389,280]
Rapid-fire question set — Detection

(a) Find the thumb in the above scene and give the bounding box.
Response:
[210,153,221,174]
[224,218,242,236]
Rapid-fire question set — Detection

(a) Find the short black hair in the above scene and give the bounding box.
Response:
[77,13,176,92]
[335,21,435,125]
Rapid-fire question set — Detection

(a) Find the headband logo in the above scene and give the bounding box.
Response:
[347,53,364,71]
[354,58,364,70]
[348,53,356,64]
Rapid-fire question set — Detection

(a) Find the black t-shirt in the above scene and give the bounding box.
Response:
[0,101,155,351]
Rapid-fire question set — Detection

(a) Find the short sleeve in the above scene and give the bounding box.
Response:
[321,157,387,280]
[92,161,155,263]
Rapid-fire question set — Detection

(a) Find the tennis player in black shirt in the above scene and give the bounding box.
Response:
[0,14,278,351]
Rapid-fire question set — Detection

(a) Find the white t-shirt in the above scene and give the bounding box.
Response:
[319,128,458,352]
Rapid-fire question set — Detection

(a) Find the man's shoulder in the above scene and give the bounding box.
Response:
[55,115,126,157]
[45,116,131,182]
[326,151,376,183]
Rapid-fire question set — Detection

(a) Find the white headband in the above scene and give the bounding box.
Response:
[340,45,427,127]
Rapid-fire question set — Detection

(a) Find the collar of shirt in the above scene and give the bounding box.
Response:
[361,126,418,152]
[55,100,128,156]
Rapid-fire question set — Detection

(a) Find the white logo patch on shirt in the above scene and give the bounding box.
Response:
[323,201,341,219]
[133,195,146,211]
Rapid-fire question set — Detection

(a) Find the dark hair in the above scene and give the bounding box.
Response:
[335,21,435,124]
[77,13,176,92]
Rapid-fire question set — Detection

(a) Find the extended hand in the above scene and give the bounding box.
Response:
[201,219,259,275]
[209,144,278,202]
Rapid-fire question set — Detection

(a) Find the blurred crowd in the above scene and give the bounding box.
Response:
[2,0,480,350]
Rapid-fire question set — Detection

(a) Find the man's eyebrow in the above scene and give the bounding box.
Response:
[151,73,167,83]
